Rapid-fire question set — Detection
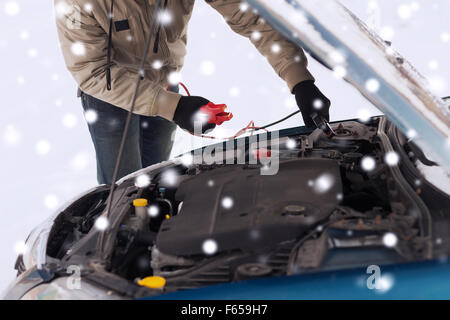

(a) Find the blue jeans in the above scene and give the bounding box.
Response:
[81,92,177,185]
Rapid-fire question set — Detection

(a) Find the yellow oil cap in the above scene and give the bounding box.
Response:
[133,199,148,207]
[138,276,166,289]
[165,214,170,220]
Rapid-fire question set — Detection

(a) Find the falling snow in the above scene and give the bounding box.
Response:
[361,156,376,172]
[382,232,398,247]
[135,174,151,188]
[161,169,179,186]
[84,109,98,124]
[2,0,450,293]
[148,205,159,218]
[202,239,218,255]
[95,216,109,231]
[221,197,234,209]
[312,173,335,194]
[384,151,400,166]
[286,139,297,150]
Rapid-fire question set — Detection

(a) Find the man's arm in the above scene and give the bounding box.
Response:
[205,0,315,92]
[54,0,181,121]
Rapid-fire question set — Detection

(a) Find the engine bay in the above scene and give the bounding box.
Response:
[45,118,437,296]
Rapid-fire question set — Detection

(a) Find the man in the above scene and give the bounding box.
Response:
[55,0,330,185]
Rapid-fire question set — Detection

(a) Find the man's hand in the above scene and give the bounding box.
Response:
[173,96,216,134]
[293,80,331,127]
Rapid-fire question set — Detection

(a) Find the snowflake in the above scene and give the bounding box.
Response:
[152,60,163,70]
[62,113,78,128]
[71,152,90,170]
[3,125,21,146]
[148,205,159,217]
[239,2,249,12]
[333,66,347,79]
[16,76,25,85]
[427,75,447,95]
[84,109,98,124]
[329,50,345,64]
[35,140,51,155]
[271,43,281,54]
[380,26,395,41]
[365,78,380,93]
[284,96,297,110]
[312,173,335,194]
[357,109,372,123]
[286,139,297,150]
[180,153,194,167]
[384,151,400,166]
[221,197,234,209]
[202,239,218,255]
[200,60,216,76]
[376,274,395,293]
[95,216,109,231]
[251,31,262,41]
[135,174,151,188]
[71,42,86,56]
[44,194,59,210]
[161,169,178,186]
[407,129,417,139]
[158,9,173,25]
[4,1,20,16]
[428,60,439,70]
[361,156,376,172]
[382,232,398,247]
[229,87,240,97]
[28,48,38,58]
[313,99,324,110]
[84,3,93,12]
[167,71,182,85]
[397,4,412,20]
[20,31,29,40]
[14,241,27,255]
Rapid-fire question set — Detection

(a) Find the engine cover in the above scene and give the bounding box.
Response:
[156,158,342,256]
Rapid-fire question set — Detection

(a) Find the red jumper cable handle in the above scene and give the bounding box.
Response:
[200,102,233,125]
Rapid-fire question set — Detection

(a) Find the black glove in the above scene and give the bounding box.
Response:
[173,96,216,134]
[293,80,331,127]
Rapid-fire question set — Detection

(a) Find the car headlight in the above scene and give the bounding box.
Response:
[21,185,106,271]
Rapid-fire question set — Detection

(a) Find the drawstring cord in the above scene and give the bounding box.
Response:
[153,0,168,54]
[106,0,115,91]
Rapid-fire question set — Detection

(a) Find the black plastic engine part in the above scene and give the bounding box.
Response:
[156,158,343,256]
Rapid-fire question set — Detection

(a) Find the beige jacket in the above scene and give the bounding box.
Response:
[55,0,314,121]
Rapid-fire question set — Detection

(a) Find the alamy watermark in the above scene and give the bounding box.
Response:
[191,120,280,176]
[66,265,81,290]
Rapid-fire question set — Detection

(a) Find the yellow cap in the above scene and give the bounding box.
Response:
[138,276,166,289]
[165,214,170,220]
[133,199,148,207]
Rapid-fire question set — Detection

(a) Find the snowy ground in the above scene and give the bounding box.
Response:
[0,0,449,293]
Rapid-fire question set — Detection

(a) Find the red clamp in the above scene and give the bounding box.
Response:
[200,102,233,125]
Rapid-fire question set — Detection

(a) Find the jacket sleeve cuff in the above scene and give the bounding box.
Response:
[152,88,183,121]
[281,62,315,93]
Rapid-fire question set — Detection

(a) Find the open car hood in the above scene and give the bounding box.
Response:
[247,0,450,173]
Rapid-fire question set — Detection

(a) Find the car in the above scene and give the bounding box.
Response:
[3,0,449,300]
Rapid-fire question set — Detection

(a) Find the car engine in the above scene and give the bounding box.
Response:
[44,118,435,296]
